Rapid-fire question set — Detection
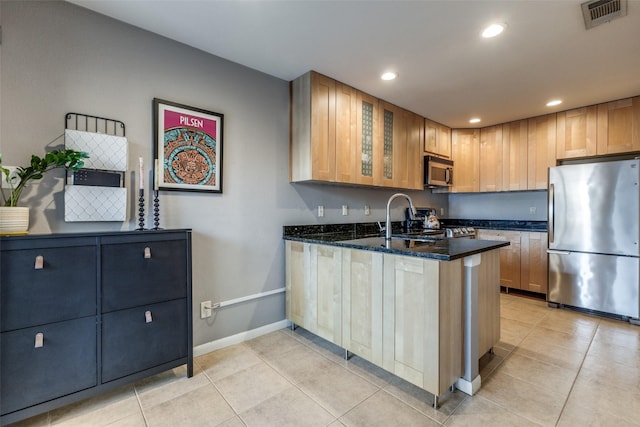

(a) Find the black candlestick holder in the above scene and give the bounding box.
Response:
[137,188,146,230]
[153,190,160,230]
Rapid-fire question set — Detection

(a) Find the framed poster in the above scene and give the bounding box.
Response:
[153,98,224,193]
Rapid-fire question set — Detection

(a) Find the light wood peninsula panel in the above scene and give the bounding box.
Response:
[382,254,463,396]
[285,241,343,344]
[477,250,501,356]
[342,248,384,365]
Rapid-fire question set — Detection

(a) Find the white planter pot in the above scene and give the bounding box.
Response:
[0,206,30,234]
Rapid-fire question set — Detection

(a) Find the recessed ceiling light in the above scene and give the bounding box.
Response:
[381,72,397,81]
[469,118,481,124]
[482,23,505,38]
[546,99,562,107]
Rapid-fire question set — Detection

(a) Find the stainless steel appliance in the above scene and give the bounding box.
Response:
[424,156,453,188]
[548,159,640,321]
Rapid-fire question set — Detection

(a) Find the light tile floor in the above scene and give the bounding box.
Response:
[11,293,640,427]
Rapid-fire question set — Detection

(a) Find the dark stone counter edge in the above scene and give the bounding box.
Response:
[284,235,510,262]
[283,220,547,238]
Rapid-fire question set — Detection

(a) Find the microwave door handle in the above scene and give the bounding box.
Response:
[445,168,452,185]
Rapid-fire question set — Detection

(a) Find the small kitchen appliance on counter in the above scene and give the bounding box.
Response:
[405,208,476,239]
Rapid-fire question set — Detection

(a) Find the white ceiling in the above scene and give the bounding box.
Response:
[68,0,640,128]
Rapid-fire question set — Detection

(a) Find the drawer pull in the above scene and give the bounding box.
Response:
[145,310,153,323]
[144,247,151,259]
[34,332,44,348]
[34,255,44,270]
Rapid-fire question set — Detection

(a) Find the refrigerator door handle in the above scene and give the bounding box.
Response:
[548,183,554,244]
[547,249,571,255]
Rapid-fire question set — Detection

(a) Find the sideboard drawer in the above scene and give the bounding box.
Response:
[0,317,97,415]
[101,299,187,383]
[1,245,97,332]
[101,239,187,312]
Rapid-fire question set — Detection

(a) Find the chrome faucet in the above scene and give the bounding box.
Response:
[385,193,416,246]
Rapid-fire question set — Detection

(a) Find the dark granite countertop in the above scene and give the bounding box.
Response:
[440,219,547,232]
[283,223,509,261]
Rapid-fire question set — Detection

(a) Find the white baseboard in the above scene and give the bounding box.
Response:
[193,319,292,357]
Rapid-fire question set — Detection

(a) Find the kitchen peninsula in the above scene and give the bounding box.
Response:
[283,223,508,407]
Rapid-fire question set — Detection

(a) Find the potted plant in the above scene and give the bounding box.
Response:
[0,149,88,233]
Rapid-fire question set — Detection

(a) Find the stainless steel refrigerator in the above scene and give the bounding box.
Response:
[547,158,640,321]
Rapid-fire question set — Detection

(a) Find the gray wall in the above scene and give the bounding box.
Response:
[448,191,548,221]
[0,1,447,346]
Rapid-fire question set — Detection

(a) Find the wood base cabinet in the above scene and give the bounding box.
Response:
[285,241,503,399]
[0,230,192,426]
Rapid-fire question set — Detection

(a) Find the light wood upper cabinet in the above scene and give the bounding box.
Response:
[527,114,557,190]
[597,96,640,155]
[355,90,379,186]
[479,125,504,192]
[335,82,358,183]
[502,120,528,191]
[521,232,548,294]
[291,71,335,182]
[375,102,423,190]
[450,129,480,193]
[425,119,451,159]
[556,106,597,159]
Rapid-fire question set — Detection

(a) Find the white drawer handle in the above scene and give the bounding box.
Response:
[145,310,153,323]
[34,332,44,348]
[144,247,151,259]
[34,255,44,270]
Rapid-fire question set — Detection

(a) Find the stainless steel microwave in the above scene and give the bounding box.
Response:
[424,156,453,187]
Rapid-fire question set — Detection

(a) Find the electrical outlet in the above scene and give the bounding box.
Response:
[318,205,324,217]
[200,301,212,318]
[342,205,348,216]
[440,207,445,216]
[364,205,371,216]
[529,207,537,214]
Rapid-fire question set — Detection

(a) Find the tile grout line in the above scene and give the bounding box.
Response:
[552,317,601,427]
[132,384,150,427]
[197,357,251,426]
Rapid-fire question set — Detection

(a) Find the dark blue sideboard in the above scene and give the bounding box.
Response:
[0,230,193,426]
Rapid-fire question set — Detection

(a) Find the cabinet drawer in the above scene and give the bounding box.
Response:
[102,239,187,312]
[0,317,97,415]
[101,299,187,383]
[1,246,97,331]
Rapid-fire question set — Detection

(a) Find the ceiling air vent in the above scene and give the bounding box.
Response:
[582,0,627,29]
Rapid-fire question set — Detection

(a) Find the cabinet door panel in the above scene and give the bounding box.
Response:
[556,106,597,159]
[1,317,97,415]
[311,73,336,180]
[355,92,379,186]
[102,239,187,312]
[479,125,503,192]
[597,97,640,155]
[502,120,528,191]
[1,245,96,331]
[335,83,358,183]
[451,129,480,192]
[342,249,383,365]
[527,114,557,190]
[521,232,548,294]
[102,299,187,382]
